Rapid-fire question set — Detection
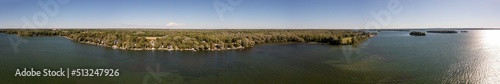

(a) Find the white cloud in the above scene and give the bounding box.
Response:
[165,22,185,27]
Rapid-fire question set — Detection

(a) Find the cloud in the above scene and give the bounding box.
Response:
[165,22,185,27]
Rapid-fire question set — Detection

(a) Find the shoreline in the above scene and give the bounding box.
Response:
[63,36,245,51]
[2,33,371,51]
[0,29,376,51]
[62,36,375,51]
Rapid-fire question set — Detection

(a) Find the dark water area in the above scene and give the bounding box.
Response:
[1,30,499,83]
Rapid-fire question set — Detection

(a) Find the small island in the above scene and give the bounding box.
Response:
[409,31,426,36]
[427,30,458,33]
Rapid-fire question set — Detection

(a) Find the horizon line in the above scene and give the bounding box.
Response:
[1,28,500,30]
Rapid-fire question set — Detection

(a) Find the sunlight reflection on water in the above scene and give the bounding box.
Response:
[446,30,500,83]
[474,30,500,83]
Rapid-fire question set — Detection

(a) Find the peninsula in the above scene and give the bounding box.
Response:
[427,30,458,33]
[0,29,376,51]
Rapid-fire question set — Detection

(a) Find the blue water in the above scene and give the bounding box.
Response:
[1,30,499,83]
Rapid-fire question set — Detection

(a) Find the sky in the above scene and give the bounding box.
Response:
[1,0,500,29]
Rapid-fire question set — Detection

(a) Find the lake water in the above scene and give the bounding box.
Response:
[1,30,500,83]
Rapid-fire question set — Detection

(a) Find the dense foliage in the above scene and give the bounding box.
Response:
[427,30,458,33]
[409,31,426,36]
[0,29,376,50]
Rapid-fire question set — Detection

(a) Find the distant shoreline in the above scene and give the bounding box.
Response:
[1,28,500,30]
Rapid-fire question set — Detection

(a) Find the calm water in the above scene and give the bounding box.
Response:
[1,30,500,83]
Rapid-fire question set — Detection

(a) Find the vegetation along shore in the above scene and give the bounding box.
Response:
[409,31,426,36]
[0,29,376,51]
[427,30,458,33]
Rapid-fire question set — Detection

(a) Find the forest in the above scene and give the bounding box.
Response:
[0,29,376,51]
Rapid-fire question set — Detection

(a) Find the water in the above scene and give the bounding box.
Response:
[1,30,499,83]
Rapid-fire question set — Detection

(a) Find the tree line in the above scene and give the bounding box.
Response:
[0,29,376,50]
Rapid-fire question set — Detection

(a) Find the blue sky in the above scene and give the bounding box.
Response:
[1,0,500,29]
